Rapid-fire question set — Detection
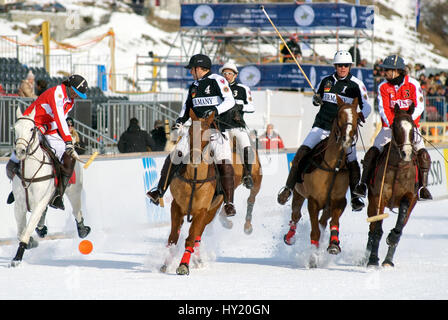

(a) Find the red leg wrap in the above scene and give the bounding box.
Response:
[180,247,194,265]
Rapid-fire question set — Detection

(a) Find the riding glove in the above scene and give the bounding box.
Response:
[312,94,323,106]
[65,141,78,158]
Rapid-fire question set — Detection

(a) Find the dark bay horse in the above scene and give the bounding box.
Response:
[160,110,224,275]
[218,145,262,234]
[283,96,359,266]
[365,104,418,267]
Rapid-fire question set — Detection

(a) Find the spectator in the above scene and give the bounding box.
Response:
[36,79,48,96]
[0,83,6,96]
[281,34,302,63]
[66,117,86,155]
[118,117,155,153]
[349,44,361,66]
[18,70,37,98]
[150,119,167,151]
[258,124,285,150]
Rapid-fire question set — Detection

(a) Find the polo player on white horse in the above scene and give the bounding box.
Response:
[6,74,88,211]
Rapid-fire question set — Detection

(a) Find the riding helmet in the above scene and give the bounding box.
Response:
[184,54,212,70]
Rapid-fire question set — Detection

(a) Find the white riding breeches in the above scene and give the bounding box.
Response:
[373,127,425,152]
[302,127,357,162]
[228,127,251,150]
[45,133,66,161]
[171,127,232,164]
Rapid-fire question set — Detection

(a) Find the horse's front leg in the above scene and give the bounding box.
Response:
[11,185,53,267]
[382,196,417,267]
[244,171,262,235]
[327,197,347,255]
[160,201,184,273]
[177,209,208,276]
[284,188,305,246]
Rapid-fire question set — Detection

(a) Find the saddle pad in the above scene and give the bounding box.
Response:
[54,170,76,186]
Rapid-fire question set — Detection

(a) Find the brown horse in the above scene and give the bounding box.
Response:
[283,96,359,266]
[160,109,224,275]
[218,144,262,234]
[365,104,418,267]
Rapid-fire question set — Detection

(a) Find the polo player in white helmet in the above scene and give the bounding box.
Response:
[219,61,256,189]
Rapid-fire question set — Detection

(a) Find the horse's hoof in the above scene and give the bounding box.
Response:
[367,257,379,268]
[283,234,296,246]
[77,226,91,239]
[160,264,168,273]
[26,237,39,249]
[382,260,394,268]
[176,263,190,275]
[219,213,233,229]
[9,260,21,268]
[35,225,48,238]
[327,243,341,255]
[244,221,253,235]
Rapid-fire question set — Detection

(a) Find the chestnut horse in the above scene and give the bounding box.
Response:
[283,96,359,266]
[218,145,262,235]
[160,110,224,275]
[365,104,418,267]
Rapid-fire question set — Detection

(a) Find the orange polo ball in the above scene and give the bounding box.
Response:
[78,240,93,255]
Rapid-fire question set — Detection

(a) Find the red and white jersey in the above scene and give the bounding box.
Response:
[377,75,425,128]
[23,84,74,142]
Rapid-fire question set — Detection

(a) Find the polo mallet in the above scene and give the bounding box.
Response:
[72,151,99,169]
[366,143,391,223]
[260,5,317,95]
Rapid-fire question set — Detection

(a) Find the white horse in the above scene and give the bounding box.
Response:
[10,107,90,267]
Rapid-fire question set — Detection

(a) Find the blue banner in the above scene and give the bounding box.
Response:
[181,3,374,30]
[167,63,374,92]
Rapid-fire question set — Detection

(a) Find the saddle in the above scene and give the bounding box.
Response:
[296,138,329,183]
[39,136,75,185]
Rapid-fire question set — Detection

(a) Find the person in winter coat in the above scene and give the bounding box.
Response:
[118,118,155,153]
[18,70,37,98]
[150,120,167,151]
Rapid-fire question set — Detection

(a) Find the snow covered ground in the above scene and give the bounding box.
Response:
[0,191,447,301]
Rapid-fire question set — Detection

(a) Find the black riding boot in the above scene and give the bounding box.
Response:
[218,163,236,217]
[277,145,311,205]
[50,152,76,210]
[6,160,20,204]
[353,147,380,198]
[242,147,254,189]
[348,160,364,211]
[417,149,433,200]
[146,155,182,205]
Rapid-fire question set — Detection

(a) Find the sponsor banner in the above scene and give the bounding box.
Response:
[167,64,374,92]
[181,3,374,30]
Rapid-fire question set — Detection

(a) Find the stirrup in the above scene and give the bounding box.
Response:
[242,175,253,189]
[224,202,236,217]
[49,194,65,210]
[146,188,161,205]
[418,187,433,201]
[353,183,367,198]
[7,192,14,204]
[351,197,365,212]
[277,186,292,205]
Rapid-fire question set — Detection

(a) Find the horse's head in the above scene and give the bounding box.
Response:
[188,109,215,165]
[14,107,38,161]
[392,103,415,162]
[335,95,359,151]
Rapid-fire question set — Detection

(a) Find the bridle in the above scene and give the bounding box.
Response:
[391,114,416,160]
[15,117,40,157]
